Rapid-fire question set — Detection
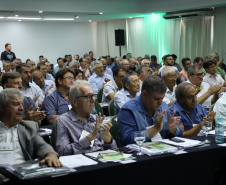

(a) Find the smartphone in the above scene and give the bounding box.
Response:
[169,137,185,143]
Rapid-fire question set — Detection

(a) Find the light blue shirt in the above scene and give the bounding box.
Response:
[88,73,113,94]
[32,80,56,96]
[118,95,183,146]
[45,73,54,80]
[114,88,141,115]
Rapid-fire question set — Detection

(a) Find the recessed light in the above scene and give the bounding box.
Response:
[43,18,74,21]
[99,12,103,15]
[39,11,43,13]
[129,17,132,18]
[6,17,42,20]
[75,16,79,19]
[18,20,21,21]
[15,15,19,17]
[89,20,92,22]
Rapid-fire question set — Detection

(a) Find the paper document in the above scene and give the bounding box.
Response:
[161,137,203,148]
[59,154,98,168]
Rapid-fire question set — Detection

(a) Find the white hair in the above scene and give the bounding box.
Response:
[69,60,80,68]
[161,66,177,77]
[69,80,90,102]
[92,60,103,70]
[141,59,150,65]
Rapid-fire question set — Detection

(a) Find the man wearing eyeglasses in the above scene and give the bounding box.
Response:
[52,80,117,156]
[186,65,222,110]
[42,68,75,125]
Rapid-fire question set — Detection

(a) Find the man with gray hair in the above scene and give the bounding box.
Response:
[161,66,178,106]
[2,61,11,73]
[88,60,113,94]
[69,60,80,70]
[118,76,182,146]
[136,65,152,90]
[52,80,117,156]
[111,57,122,71]
[168,82,216,137]
[141,59,150,66]
[120,59,130,72]
[0,88,62,166]
[114,72,140,115]
[129,57,137,71]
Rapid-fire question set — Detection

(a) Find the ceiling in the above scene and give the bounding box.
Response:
[0,0,225,22]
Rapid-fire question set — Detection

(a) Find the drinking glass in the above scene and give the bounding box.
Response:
[134,131,145,155]
[202,121,212,144]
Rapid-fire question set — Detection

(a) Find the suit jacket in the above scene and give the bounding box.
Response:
[18,120,57,160]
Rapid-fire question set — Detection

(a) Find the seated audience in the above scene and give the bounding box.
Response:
[203,60,225,87]
[74,69,84,80]
[168,82,215,137]
[118,76,182,146]
[42,68,75,124]
[88,60,113,94]
[137,65,152,90]
[129,57,137,71]
[79,57,92,78]
[106,55,114,69]
[37,62,54,81]
[213,92,226,123]
[186,65,222,109]
[102,67,126,104]
[114,72,140,114]
[2,72,45,125]
[0,88,62,166]
[161,66,178,106]
[13,58,22,68]
[26,60,36,73]
[180,57,192,82]
[193,57,204,67]
[52,80,117,156]
[45,61,54,76]
[54,57,65,76]
[69,60,80,70]
[150,55,161,71]
[141,59,150,66]
[32,70,56,96]
[120,59,130,72]
[2,61,11,73]
[16,63,44,107]
[171,54,182,71]
[111,57,122,71]
[101,58,113,77]
[74,54,79,61]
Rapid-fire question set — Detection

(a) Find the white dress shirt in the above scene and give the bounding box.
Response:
[0,122,25,165]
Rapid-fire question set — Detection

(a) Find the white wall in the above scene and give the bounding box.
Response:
[0,21,96,64]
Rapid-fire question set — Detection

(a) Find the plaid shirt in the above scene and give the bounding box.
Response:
[52,109,117,156]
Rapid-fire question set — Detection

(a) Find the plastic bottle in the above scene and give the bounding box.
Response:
[215,117,224,144]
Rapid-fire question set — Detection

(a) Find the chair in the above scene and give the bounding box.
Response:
[108,99,115,116]
[97,88,104,103]
[94,101,104,116]
[110,116,119,147]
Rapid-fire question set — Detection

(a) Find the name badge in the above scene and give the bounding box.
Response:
[146,126,162,141]
[80,130,94,147]
[0,143,14,165]
[68,105,72,110]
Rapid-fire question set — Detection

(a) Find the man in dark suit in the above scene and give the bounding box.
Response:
[0,88,62,167]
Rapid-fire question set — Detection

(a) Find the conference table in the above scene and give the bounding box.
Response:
[1,135,226,185]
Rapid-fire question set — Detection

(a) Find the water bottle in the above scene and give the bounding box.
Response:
[92,107,97,115]
[215,117,224,144]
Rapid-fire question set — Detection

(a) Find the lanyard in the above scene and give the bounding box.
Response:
[184,109,202,125]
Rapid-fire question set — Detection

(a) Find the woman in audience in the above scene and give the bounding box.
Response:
[74,69,84,80]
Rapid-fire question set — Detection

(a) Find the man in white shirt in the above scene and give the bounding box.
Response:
[161,66,178,106]
[0,88,62,166]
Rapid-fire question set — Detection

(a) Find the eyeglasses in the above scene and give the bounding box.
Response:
[75,94,94,101]
[63,76,75,81]
[209,65,216,69]
[193,73,204,77]
[168,75,178,79]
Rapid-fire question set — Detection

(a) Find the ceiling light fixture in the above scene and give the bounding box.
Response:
[99,12,103,15]
[6,17,42,20]
[39,11,43,13]
[89,20,92,22]
[18,20,21,22]
[75,16,79,19]
[43,18,74,21]
[129,17,132,18]
[15,15,19,17]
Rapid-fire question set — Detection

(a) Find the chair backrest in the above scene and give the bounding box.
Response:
[97,88,104,103]
[110,116,119,147]
[108,99,115,116]
[94,101,104,116]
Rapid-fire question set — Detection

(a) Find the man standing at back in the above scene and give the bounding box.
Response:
[1,43,16,62]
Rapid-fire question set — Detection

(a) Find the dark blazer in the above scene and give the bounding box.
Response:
[18,120,57,160]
